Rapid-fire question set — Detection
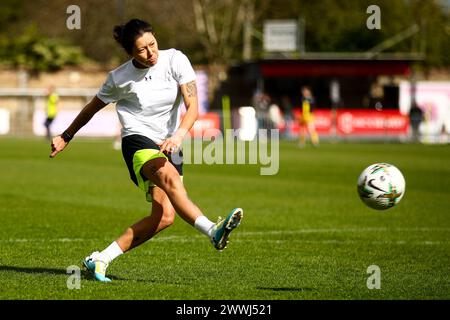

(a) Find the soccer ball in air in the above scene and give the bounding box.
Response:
[357,163,405,210]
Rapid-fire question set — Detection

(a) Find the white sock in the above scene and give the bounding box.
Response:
[100,241,123,263]
[194,215,215,237]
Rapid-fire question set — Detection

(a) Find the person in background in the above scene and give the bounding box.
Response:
[299,86,319,147]
[408,103,423,143]
[253,91,271,130]
[44,85,59,141]
[112,122,122,150]
[268,102,285,131]
[281,95,294,139]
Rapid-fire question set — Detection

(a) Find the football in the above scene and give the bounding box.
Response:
[357,163,406,210]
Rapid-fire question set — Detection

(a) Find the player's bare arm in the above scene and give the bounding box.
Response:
[50,96,107,158]
[159,80,199,153]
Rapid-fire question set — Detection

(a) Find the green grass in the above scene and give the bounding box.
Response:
[0,137,449,299]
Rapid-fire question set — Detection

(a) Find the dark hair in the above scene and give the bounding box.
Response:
[113,19,154,54]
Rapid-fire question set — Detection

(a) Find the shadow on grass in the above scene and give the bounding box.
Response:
[0,265,126,281]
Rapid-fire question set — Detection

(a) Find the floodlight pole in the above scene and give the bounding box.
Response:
[298,16,305,55]
[366,24,420,59]
[243,1,254,61]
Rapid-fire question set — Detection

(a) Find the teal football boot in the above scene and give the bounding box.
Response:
[83,251,112,282]
[211,208,243,251]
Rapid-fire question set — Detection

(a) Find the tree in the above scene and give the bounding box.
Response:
[0,25,84,74]
[193,0,249,63]
[1,0,448,68]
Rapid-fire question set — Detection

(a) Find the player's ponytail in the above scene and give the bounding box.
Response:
[112,19,154,54]
[113,25,124,46]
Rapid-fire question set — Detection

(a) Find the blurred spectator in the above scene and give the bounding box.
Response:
[113,125,122,150]
[408,103,423,143]
[268,103,285,131]
[281,95,294,139]
[330,79,342,109]
[44,85,59,141]
[299,86,319,147]
[439,124,449,144]
[252,90,271,129]
[369,83,384,111]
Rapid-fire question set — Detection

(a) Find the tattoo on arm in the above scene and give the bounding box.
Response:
[186,81,197,98]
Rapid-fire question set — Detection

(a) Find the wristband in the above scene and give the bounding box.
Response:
[61,131,73,143]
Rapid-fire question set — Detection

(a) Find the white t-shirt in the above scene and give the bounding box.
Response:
[96,49,197,143]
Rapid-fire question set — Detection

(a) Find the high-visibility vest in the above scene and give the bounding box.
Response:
[47,93,59,118]
[301,99,313,122]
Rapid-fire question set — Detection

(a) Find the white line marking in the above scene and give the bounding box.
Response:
[0,238,91,243]
[238,227,450,236]
[1,228,448,245]
[1,238,448,246]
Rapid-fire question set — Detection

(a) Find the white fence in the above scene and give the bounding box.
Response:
[0,88,98,135]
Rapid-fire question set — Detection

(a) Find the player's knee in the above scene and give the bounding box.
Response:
[158,167,183,195]
[123,227,134,239]
[161,206,175,228]
[143,158,183,196]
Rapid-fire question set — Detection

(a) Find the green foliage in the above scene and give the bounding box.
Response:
[0,26,84,73]
[0,0,447,67]
[0,0,23,32]
[256,0,449,66]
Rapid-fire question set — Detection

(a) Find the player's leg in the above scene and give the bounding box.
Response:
[83,134,242,282]
[83,186,175,282]
[141,157,202,226]
[44,118,52,140]
[308,122,320,146]
[142,157,243,250]
[299,122,307,147]
[115,186,175,252]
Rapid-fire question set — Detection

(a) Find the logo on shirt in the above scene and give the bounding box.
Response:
[144,75,152,81]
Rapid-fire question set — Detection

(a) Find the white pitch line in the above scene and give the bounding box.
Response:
[1,227,449,244]
[234,239,449,245]
[0,238,91,243]
[150,237,449,246]
[236,227,450,237]
[1,238,448,246]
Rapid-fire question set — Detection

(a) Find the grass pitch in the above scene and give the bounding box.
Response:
[0,137,449,300]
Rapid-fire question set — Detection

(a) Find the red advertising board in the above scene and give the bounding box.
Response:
[289,108,408,136]
[189,112,221,137]
[188,109,408,138]
[336,109,408,135]
[291,108,333,135]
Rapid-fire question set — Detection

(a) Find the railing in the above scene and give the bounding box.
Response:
[0,88,98,135]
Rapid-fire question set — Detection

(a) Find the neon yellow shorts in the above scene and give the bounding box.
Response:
[122,134,183,202]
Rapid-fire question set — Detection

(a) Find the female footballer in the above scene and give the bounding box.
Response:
[50,19,243,282]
